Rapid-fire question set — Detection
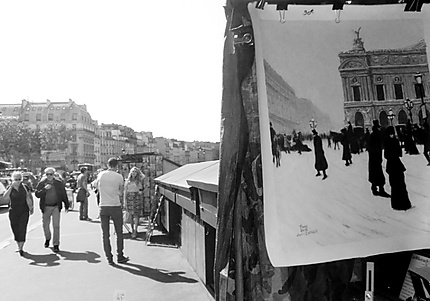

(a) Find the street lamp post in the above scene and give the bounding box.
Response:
[404,98,414,123]
[414,72,427,123]
[387,108,395,126]
[309,118,317,130]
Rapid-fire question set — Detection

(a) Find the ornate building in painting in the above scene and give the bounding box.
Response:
[338,31,429,129]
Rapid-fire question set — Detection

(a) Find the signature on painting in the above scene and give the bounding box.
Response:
[297,224,318,237]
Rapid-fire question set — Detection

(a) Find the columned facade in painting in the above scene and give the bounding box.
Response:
[339,37,429,128]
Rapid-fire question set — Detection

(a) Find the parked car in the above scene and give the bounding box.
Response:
[0,177,11,207]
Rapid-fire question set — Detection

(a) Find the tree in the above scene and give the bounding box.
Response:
[39,124,73,151]
[0,121,34,164]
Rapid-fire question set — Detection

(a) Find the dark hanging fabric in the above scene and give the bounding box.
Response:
[214,1,252,299]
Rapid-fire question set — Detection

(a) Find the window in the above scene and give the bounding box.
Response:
[72,113,77,120]
[376,85,385,101]
[24,114,29,121]
[36,114,41,121]
[394,84,403,100]
[352,86,361,101]
[48,113,54,121]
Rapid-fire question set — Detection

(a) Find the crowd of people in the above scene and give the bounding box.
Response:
[3,157,151,266]
[270,119,430,211]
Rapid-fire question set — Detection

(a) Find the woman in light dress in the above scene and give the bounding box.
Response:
[123,167,145,238]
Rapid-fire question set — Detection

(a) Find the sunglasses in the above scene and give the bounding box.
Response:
[46,173,54,176]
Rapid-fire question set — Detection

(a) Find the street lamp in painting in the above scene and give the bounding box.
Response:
[404,98,414,123]
[414,72,427,123]
[309,118,317,130]
[387,108,395,126]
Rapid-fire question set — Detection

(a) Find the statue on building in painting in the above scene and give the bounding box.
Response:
[352,27,365,51]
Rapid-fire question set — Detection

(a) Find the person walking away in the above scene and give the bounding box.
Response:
[341,128,352,166]
[4,171,34,256]
[312,129,328,180]
[35,167,69,252]
[95,157,129,265]
[384,126,412,211]
[422,122,430,166]
[76,167,91,221]
[367,120,390,197]
[124,167,145,239]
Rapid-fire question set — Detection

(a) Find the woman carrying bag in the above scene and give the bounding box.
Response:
[5,171,34,256]
[123,167,145,239]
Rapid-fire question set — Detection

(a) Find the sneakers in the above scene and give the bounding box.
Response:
[53,245,60,252]
[108,258,115,265]
[44,240,50,248]
[117,256,130,264]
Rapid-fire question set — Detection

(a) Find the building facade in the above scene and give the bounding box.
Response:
[339,37,429,128]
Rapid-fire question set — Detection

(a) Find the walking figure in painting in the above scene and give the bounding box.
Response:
[341,128,352,166]
[422,122,430,166]
[367,120,390,198]
[270,122,277,164]
[384,126,412,211]
[312,129,328,180]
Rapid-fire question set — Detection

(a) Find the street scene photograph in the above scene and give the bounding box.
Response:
[252,4,430,267]
[0,1,224,300]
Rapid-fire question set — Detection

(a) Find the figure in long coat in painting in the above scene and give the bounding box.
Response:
[367,120,389,197]
[312,129,328,180]
[384,126,412,211]
[341,128,352,166]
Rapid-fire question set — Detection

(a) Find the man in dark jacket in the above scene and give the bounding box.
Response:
[367,120,389,197]
[35,167,69,252]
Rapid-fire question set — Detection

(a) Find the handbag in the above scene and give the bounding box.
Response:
[22,185,34,215]
[76,188,86,203]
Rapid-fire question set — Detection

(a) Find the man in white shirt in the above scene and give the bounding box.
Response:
[96,157,129,265]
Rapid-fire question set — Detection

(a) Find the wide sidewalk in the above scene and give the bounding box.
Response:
[0,204,214,301]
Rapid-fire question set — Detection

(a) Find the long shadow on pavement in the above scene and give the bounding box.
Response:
[22,252,61,267]
[112,262,198,284]
[57,250,101,263]
[22,250,101,266]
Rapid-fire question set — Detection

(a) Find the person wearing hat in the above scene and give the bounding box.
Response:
[340,127,352,166]
[367,120,389,197]
[384,126,412,211]
[312,129,328,180]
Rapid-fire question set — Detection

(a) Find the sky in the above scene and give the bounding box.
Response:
[0,0,226,142]
[260,5,425,130]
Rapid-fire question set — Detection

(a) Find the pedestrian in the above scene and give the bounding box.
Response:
[76,167,91,221]
[35,167,70,252]
[384,126,412,211]
[404,120,419,155]
[95,157,129,265]
[422,122,430,166]
[270,122,277,163]
[341,128,352,166]
[367,120,390,197]
[124,167,145,239]
[4,171,34,256]
[312,129,328,180]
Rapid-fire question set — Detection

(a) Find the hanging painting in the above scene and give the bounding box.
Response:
[250,3,430,267]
